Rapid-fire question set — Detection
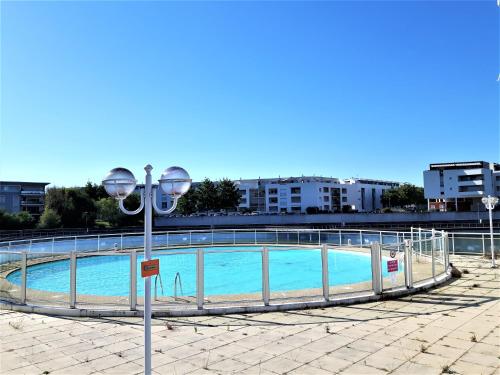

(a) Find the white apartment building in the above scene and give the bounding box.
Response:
[236,177,399,213]
[423,161,500,212]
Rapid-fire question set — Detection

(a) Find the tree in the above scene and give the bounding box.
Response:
[177,188,199,215]
[84,182,108,201]
[196,178,218,212]
[382,184,425,208]
[217,178,240,211]
[0,210,36,229]
[45,187,97,227]
[96,194,143,227]
[38,209,62,229]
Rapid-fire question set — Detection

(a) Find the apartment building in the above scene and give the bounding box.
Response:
[0,181,50,217]
[236,177,399,213]
[423,161,500,211]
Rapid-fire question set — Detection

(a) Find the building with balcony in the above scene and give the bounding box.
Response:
[236,177,399,213]
[423,161,500,211]
[0,181,50,217]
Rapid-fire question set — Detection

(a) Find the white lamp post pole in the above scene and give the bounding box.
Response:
[103,164,191,375]
[481,195,498,268]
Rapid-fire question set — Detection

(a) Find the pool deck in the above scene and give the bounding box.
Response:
[1,255,498,375]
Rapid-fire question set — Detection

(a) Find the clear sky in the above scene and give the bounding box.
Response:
[1,1,498,187]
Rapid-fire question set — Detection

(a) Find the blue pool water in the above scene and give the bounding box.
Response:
[7,247,398,296]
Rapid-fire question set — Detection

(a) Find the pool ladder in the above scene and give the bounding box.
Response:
[173,272,183,300]
[154,274,164,301]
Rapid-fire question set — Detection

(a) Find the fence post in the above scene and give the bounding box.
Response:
[52,238,55,253]
[297,230,300,245]
[190,231,192,246]
[404,240,413,289]
[21,252,27,304]
[451,233,455,255]
[418,228,422,256]
[120,234,123,250]
[196,248,204,310]
[130,250,137,310]
[211,231,214,246]
[371,242,382,295]
[254,229,257,245]
[275,229,278,245]
[321,244,329,301]
[339,229,342,246]
[74,236,77,252]
[233,230,236,245]
[70,252,76,308]
[359,231,363,247]
[431,229,436,280]
[262,247,270,306]
[379,231,383,246]
[410,227,414,242]
[97,235,100,252]
[482,234,486,257]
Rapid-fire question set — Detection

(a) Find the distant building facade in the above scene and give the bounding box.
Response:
[423,161,500,212]
[0,181,50,217]
[236,177,399,213]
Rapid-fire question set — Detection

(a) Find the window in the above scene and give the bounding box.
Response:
[269,205,278,212]
[458,175,484,182]
[458,186,482,192]
[291,196,301,203]
[291,187,301,194]
[342,188,347,194]
[0,196,5,204]
[239,189,247,196]
[323,187,329,192]
[240,198,247,204]
[268,188,277,195]
[323,196,329,202]
[269,197,278,204]
[342,197,347,202]
[291,206,301,212]
[324,205,330,211]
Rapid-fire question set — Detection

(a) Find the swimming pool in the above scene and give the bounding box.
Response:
[7,246,398,296]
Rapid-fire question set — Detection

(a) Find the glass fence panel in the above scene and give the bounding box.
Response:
[25,252,70,306]
[321,231,340,245]
[277,231,299,245]
[256,231,278,244]
[452,237,484,254]
[153,233,169,248]
[269,247,323,301]
[235,231,258,244]
[381,234,397,245]
[77,253,130,308]
[381,245,405,291]
[52,238,75,253]
[144,251,197,308]
[341,232,362,246]
[412,240,434,283]
[189,232,213,246]
[361,233,379,247]
[329,247,373,295]
[212,231,236,245]
[204,249,262,306]
[165,233,191,247]
[298,231,320,245]
[75,237,99,253]
[0,252,22,303]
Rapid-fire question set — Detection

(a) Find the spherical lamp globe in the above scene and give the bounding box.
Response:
[159,166,191,197]
[102,167,137,200]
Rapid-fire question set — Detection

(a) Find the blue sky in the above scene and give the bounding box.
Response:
[1,1,498,187]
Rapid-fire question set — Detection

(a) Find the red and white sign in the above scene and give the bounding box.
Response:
[141,259,160,278]
[387,259,398,273]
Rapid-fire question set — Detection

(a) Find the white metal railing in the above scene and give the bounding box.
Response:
[0,228,450,312]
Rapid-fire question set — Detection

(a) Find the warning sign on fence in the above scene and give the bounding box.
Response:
[387,259,398,273]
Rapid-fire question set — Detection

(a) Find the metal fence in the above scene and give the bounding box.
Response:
[0,228,450,313]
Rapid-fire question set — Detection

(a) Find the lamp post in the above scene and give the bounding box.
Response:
[481,195,498,268]
[102,164,191,375]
